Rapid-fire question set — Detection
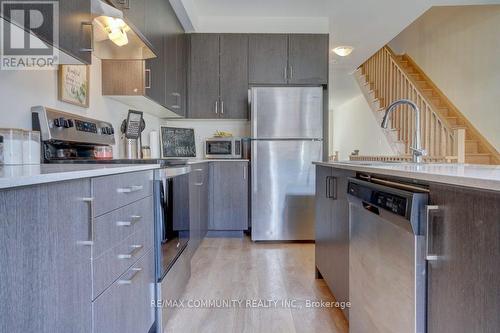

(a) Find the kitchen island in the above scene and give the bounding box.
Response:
[313,161,500,333]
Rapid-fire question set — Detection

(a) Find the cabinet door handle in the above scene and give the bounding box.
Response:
[145,69,151,89]
[289,66,293,79]
[117,244,143,259]
[243,165,247,180]
[172,92,181,109]
[80,22,94,52]
[117,267,142,285]
[77,197,94,246]
[326,176,337,200]
[284,66,288,82]
[220,100,224,115]
[116,215,142,227]
[194,168,203,186]
[426,205,440,261]
[215,100,219,114]
[117,185,144,193]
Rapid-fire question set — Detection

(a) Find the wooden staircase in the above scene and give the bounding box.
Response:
[355,46,500,165]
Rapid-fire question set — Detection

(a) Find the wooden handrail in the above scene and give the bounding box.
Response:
[359,46,464,161]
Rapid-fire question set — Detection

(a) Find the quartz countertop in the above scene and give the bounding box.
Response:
[0,164,161,190]
[313,161,500,191]
[187,159,250,165]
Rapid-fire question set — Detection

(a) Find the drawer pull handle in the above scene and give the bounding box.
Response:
[117,244,143,259]
[77,197,94,246]
[117,185,144,193]
[116,215,142,227]
[117,267,142,285]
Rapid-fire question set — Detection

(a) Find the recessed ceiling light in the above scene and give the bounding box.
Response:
[332,46,354,57]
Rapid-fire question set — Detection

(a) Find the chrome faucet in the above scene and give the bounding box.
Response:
[381,99,427,163]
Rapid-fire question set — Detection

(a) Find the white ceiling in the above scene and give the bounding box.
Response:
[193,0,328,17]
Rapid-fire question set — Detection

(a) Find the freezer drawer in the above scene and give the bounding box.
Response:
[251,140,322,241]
[251,87,323,139]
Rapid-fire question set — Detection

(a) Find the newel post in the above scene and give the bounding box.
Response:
[453,127,466,163]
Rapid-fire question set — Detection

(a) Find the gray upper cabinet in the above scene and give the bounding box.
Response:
[111,0,147,35]
[0,180,92,333]
[188,33,249,119]
[220,34,249,119]
[165,33,187,117]
[209,162,249,231]
[0,0,92,64]
[248,34,328,85]
[188,34,220,119]
[144,0,168,106]
[59,0,93,64]
[288,34,329,84]
[249,34,289,84]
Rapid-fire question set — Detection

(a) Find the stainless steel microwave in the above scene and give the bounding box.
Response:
[205,137,242,159]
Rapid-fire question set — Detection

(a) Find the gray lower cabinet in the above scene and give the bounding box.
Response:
[0,180,92,333]
[189,163,209,252]
[93,249,155,333]
[248,34,289,84]
[427,184,500,333]
[209,162,249,231]
[315,166,354,318]
[288,34,329,84]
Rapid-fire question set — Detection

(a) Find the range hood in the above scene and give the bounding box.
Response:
[91,0,156,60]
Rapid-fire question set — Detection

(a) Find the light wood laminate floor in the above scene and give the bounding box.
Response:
[164,237,349,333]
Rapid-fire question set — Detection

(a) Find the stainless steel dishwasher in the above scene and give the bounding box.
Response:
[347,177,428,333]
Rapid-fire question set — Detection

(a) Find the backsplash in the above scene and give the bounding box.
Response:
[0,56,161,159]
[163,119,251,158]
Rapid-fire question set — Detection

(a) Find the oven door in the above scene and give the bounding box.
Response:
[154,174,190,281]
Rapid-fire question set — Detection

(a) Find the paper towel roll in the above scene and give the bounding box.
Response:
[149,131,160,158]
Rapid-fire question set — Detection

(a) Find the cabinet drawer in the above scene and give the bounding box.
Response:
[92,171,152,216]
[93,196,153,258]
[94,249,155,333]
[93,223,153,298]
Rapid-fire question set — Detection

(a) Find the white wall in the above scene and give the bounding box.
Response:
[389,5,500,151]
[332,93,393,161]
[162,119,250,158]
[0,56,161,158]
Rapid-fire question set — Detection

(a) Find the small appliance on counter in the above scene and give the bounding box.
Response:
[31,106,115,162]
[120,110,145,159]
[204,137,243,159]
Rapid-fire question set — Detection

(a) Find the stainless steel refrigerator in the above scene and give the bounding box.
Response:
[250,87,323,241]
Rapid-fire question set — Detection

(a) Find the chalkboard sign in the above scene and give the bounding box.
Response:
[160,126,196,158]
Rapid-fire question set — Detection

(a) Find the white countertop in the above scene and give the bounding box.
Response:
[187,159,250,164]
[0,164,161,190]
[314,161,500,191]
